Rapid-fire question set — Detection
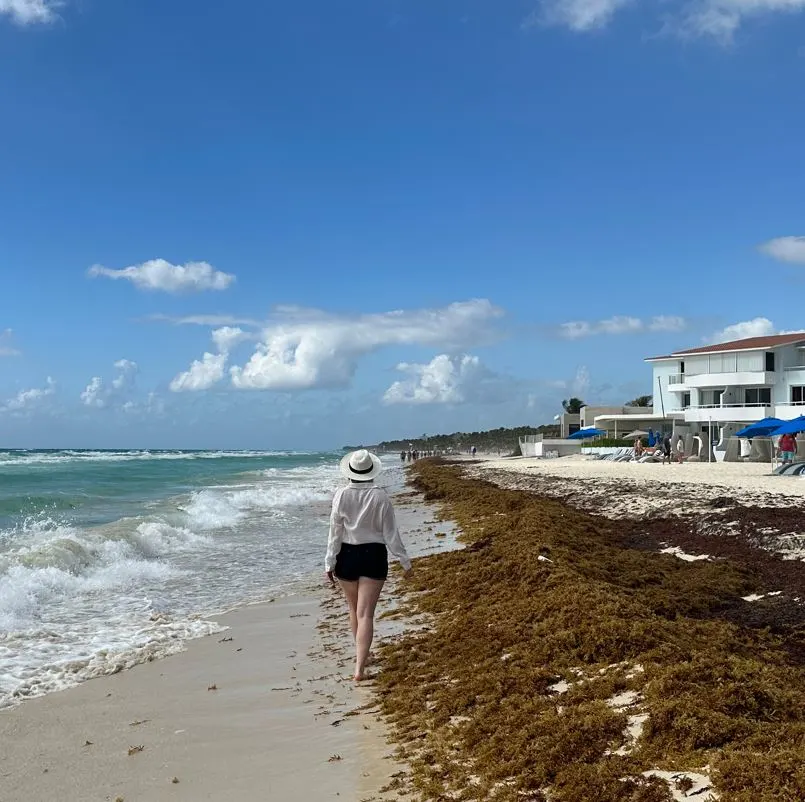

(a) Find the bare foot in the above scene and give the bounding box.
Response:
[353,672,367,682]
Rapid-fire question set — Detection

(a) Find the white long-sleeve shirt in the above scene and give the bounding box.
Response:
[325,484,412,573]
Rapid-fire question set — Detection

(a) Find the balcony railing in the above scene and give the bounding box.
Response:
[670,367,770,379]
[687,402,771,410]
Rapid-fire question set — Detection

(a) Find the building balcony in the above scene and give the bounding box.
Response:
[774,403,805,420]
[684,403,773,423]
[684,371,775,388]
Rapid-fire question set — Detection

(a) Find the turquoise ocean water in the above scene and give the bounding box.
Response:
[0,449,349,709]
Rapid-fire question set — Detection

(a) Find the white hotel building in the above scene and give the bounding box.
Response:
[644,332,805,443]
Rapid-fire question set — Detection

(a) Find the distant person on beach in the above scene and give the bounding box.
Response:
[779,433,797,466]
[325,450,412,682]
[662,435,672,465]
[634,438,643,459]
[471,446,477,457]
[676,436,685,464]
[400,450,406,462]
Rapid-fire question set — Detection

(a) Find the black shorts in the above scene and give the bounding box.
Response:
[334,542,388,582]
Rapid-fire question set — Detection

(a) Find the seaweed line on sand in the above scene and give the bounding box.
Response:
[373,460,805,802]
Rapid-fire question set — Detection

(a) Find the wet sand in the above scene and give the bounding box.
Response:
[0,482,460,802]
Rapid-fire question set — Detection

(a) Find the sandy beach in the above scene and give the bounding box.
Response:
[369,459,805,801]
[7,454,805,802]
[477,454,805,503]
[0,483,460,802]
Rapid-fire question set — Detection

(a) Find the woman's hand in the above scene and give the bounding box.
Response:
[326,570,335,585]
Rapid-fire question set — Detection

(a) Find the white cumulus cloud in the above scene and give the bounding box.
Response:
[559,316,687,339]
[226,299,503,392]
[2,377,56,412]
[0,0,59,24]
[81,360,138,408]
[709,317,776,343]
[88,259,235,294]
[211,326,249,353]
[759,236,805,265]
[383,355,488,405]
[170,327,248,393]
[170,352,228,393]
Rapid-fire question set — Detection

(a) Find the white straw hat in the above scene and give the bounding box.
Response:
[340,449,383,481]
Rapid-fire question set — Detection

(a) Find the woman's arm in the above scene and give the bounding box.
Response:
[381,495,412,572]
[325,490,344,574]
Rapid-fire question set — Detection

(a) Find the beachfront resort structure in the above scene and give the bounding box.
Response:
[526,332,805,459]
[646,332,805,442]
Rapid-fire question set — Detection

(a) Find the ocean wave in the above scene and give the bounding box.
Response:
[0,449,320,466]
[181,481,334,530]
[0,516,213,629]
[0,614,222,710]
[0,452,343,711]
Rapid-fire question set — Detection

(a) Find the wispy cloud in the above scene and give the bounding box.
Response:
[0,0,60,25]
[148,313,261,327]
[528,0,634,31]
[88,259,235,294]
[759,236,805,265]
[0,329,20,357]
[524,0,805,40]
[677,0,805,41]
[558,315,687,339]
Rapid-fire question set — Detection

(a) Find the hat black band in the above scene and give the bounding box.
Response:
[349,462,374,475]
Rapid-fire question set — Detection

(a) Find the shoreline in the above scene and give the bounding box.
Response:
[1,475,461,802]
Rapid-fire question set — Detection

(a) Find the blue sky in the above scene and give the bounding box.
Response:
[2,0,805,449]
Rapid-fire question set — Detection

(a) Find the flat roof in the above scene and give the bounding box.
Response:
[646,332,805,362]
[593,413,682,421]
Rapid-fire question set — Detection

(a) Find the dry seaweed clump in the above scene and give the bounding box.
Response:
[375,461,805,801]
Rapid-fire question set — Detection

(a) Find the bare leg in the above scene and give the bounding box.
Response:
[338,579,359,642]
[354,578,385,681]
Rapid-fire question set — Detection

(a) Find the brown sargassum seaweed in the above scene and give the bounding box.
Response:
[375,461,805,802]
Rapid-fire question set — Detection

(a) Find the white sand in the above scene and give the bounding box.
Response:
[479,455,803,497]
[470,455,805,523]
[0,485,460,802]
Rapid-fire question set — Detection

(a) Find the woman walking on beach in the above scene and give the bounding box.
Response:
[326,450,412,681]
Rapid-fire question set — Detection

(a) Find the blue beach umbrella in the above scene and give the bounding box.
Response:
[735,418,784,438]
[568,427,607,440]
[770,416,805,436]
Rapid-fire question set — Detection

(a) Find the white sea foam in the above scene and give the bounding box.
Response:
[0,449,312,466]
[181,469,337,530]
[0,453,344,710]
